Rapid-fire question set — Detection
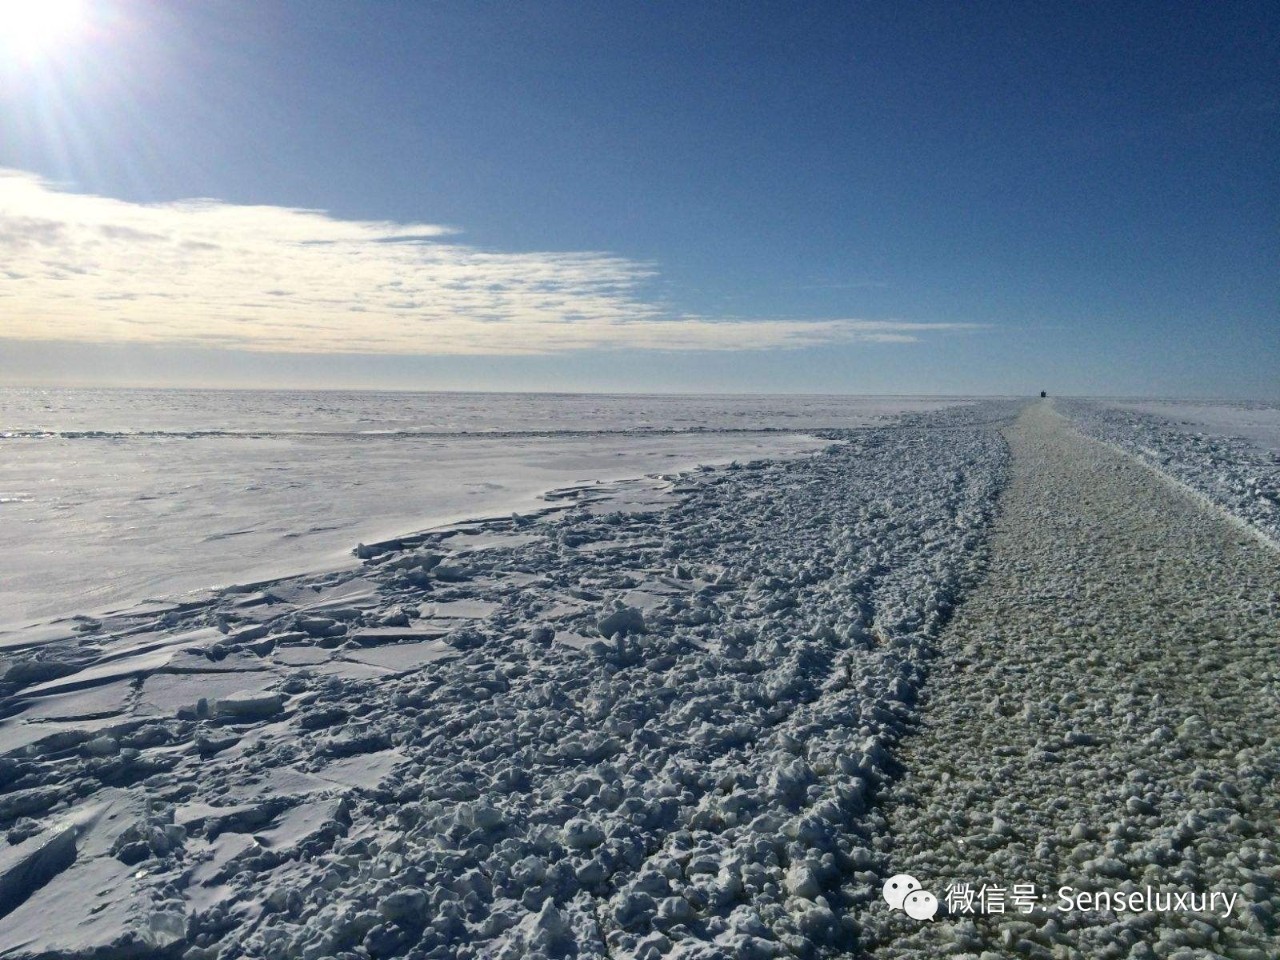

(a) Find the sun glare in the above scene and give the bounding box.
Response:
[0,0,88,62]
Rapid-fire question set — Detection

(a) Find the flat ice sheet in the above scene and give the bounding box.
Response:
[0,432,822,629]
[1,387,968,435]
[340,640,457,672]
[0,389,972,629]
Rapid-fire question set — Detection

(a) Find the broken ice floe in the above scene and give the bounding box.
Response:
[0,401,1016,958]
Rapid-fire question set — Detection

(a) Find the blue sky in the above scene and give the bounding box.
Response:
[0,1,1276,396]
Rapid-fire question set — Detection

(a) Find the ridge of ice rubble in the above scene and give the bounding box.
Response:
[0,400,1018,960]
[1059,399,1280,547]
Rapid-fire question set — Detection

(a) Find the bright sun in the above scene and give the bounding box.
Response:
[0,0,89,62]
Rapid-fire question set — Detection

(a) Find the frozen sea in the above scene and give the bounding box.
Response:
[0,395,1013,959]
[1061,397,1280,547]
[1092,398,1280,454]
[1,394,1274,959]
[0,389,968,629]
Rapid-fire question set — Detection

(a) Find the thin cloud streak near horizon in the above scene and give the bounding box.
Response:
[0,169,985,356]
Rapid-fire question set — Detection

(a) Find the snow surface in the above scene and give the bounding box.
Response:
[1058,398,1280,546]
[1096,399,1280,454]
[0,388,970,435]
[1,391,977,630]
[0,398,1016,959]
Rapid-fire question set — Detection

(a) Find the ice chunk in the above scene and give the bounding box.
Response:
[597,605,646,638]
[562,818,606,849]
[214,690,284,720]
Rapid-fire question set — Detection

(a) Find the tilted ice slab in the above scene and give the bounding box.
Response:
[1058,399,1280,547]
[0,400,1017,959]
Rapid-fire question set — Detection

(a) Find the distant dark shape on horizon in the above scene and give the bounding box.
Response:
[1041,391,1048,398]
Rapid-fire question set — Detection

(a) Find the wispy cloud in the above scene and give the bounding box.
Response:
[0,169,983,354]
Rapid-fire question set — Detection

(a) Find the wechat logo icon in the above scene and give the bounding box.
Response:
[883,874,939,921]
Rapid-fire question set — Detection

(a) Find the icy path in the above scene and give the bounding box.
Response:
[865,402,1280,958]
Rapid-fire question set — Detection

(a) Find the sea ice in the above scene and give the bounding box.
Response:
[0,397,1014,959]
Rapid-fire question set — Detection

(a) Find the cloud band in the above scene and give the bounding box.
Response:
[0,169,982,355]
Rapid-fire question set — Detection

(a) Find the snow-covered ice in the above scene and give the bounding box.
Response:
[0,396,1015,959]
[1,390,976,630]
[1059,398,1280,546]
[1090,398,1280,454]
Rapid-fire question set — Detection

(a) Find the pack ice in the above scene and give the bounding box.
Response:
[0,401,1016,959]
[1060,399,1280,547]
